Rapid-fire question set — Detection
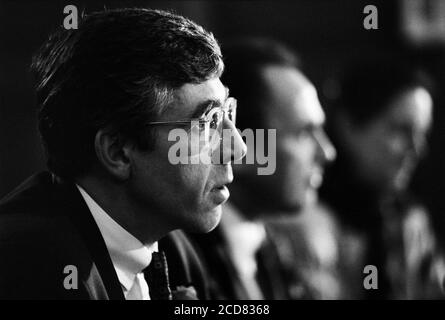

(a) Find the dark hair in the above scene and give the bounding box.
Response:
[331,58,434,126]
[221,38,299,131]
[32,8,223,178]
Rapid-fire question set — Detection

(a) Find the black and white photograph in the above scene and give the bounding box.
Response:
[1,0,445,308]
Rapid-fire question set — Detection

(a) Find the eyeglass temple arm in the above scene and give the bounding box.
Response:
[145,119,207,126]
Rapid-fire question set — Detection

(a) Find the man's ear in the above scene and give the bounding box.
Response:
[94,129,133,181]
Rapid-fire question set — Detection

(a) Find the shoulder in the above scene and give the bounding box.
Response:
[0,212,91,299]
[0,173,93,299]
[0,172,80,247]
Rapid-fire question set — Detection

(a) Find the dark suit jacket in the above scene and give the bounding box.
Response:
[0,172,208,300]
[189,223,310,300]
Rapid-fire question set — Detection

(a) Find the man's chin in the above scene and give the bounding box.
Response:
[192,205,223,233]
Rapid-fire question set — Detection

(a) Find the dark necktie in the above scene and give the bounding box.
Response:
[144,251,173,300]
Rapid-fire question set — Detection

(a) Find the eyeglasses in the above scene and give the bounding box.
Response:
[146,97,237,154]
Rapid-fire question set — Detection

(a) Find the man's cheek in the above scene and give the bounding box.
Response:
[182,164,211,191]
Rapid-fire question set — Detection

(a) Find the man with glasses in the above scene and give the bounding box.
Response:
[0,8,246,299]
[151,95,241,165]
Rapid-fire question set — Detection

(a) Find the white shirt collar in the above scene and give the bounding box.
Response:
[76,184,158,292]
[220,202,266,277]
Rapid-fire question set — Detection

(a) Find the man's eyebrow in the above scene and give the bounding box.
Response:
[189,100,219,119]
[189,87,230,119]
[295,122,322,134]
[224,86,230,100]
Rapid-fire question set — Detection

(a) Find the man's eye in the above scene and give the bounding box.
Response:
[228,110,234,121]
[198,122,207,130]
[209,112,220,129]
[296,128,312,139]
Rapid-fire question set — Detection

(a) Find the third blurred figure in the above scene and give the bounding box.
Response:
[321,58,444,299]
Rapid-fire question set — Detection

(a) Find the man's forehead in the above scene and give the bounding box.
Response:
[262,66,325,128]
[294,85,325,125]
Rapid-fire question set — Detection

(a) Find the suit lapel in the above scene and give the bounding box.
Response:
[52,175,125,300]
[159,230,208,300]
[189,226,251,299]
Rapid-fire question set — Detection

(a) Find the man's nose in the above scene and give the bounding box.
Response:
[314,129,336,164]
[214,118,247,164]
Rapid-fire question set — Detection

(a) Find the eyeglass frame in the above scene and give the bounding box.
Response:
[144,97,237,132]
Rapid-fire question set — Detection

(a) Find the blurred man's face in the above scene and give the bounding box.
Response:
[256,66,336,210]
[344,86,433,192]
[128,77,247,234]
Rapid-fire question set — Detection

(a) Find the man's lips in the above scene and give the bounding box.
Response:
[210,179,232,204]
[210,185,230,204]
[211,179,232,193]
[211,167,234,193]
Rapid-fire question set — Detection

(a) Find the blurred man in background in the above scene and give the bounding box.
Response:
[321,58,444,299]
[190,38,336,299]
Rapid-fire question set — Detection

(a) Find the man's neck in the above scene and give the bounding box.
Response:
[75,175,169,246]
[228,181,303,223]
[228,183,270,221]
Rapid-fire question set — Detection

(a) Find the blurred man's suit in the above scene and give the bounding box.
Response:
[0,172,208,299]
[188,38,335,300]
[190,203,309,300]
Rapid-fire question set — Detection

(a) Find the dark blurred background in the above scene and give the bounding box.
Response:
[1,0,445,244]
